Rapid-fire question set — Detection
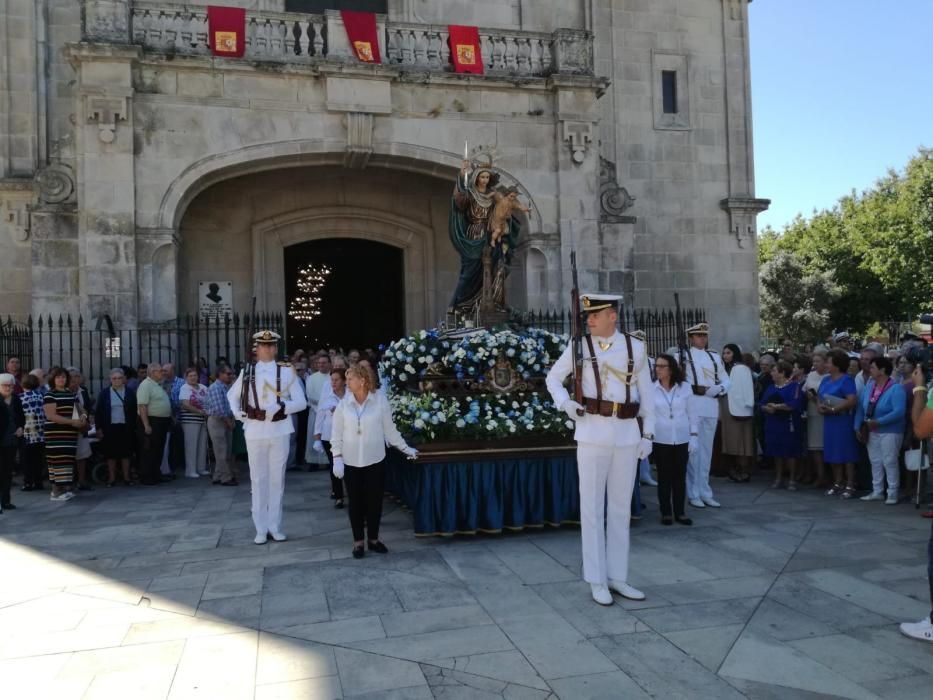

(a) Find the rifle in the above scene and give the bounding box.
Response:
[674,292,688,378]
[570,251,585,416]
[240,297,257,417]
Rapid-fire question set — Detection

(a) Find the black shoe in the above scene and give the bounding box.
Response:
[334,499,344,509]
[2,503,15,510]
[160,475,173,482]
[77,483,93,491]
[20,485,34,492]
[140,479,158,486]
[661,516,673,525]
[106,481,115,488]
[367,541,388,554]
[352,545,365,559]
[675,517,693,526]
[330,492,338,500]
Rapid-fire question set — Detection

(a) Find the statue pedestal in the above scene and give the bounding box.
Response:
[478,308,509,328]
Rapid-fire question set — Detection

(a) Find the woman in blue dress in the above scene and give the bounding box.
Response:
[760,360,805,490]
[818,349,860,499]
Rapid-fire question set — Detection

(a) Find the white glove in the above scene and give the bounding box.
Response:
[332,456,345,479]
[403,446,419,461]
[688,436,699,454]
[636,438,653,460]
[562,400,585,420]
[312,440,324,453]
[704,385,720,398]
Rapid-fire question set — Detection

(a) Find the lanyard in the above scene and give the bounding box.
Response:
[660,385,677,419]
[353,397,369,435]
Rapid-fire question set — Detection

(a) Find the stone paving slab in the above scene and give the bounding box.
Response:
[0,468,931,698]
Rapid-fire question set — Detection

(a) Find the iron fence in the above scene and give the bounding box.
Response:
[517,307,706,358]
[0,313,285,393]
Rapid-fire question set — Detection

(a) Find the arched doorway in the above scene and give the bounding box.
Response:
[284,238,404,352]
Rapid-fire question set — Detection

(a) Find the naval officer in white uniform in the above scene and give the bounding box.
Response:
[681,322,729,509]
[228,330,308,544]
[546,294,656,606]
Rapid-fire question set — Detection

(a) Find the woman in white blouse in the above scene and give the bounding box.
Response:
[313,368,347,509]
[720,344,756,483]
[331,365,417,558]
[652,354,698,525]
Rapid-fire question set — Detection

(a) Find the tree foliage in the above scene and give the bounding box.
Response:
[760,251,840,341]
[759,147,933,338]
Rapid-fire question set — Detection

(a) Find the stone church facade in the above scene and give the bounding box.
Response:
[0,0,768,350]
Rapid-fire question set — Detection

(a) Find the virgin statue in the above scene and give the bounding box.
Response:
[447,160,524,315]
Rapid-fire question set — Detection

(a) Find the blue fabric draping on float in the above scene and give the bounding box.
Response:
[385,451,580,536]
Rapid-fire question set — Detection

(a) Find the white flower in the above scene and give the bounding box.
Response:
[405,364,416,374]
[456,419,466,428]
[565,420,574,429]
[414,418,425,428]
[406,343,415,353]
[399,373,408,381]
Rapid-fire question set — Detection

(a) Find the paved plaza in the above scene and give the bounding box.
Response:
[1,469,931,700]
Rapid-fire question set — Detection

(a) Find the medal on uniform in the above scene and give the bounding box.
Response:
[598,340,613,351]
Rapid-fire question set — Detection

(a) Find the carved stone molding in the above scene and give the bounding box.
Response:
[86,96,128,143]
[725,0,745,21]
[35,163,76,205]
[562,121,593,164]
[344,113,374,169]
[720,195,771,249]
[599,158,636,223]
[1,197,31,242]
[552,29,595,75]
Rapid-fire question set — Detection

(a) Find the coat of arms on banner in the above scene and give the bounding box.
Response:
[215,31,238,53]
[456,44,477,65]
[353,40,375,62]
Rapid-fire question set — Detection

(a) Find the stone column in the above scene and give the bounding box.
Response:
[67,43,141,326]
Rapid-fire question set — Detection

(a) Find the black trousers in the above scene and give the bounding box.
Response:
[295,409,309,465]
[655,442,688,518]
[140,416,170,484]
[322,441,343,500]
[22,443,45,488]
[0,445,15,505]
[344,459,386,542]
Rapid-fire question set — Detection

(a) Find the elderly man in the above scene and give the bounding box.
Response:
[546,294,655,606]
[5,357,23,394]
[205,363,238,485]
[680,323,729,509]
[855,342,884,397]
[136,363,172,485]
[228,331,307,544]
[304,353,333,468]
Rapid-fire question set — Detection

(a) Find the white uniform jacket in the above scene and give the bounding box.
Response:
[227,361,308,440]
[682,347,730,419]
[546,332,656,448]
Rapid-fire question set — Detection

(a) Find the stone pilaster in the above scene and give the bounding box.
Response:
[67,42,141,326]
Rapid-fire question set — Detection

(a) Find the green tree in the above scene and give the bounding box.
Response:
[759,251,840,342]
[758,147,932,334]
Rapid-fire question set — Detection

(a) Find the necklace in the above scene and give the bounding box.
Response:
[353,396,368,436]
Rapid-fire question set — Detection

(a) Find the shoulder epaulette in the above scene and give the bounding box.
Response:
[277,361,292,367]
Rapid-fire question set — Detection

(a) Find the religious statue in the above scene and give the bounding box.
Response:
[447,159,526,319]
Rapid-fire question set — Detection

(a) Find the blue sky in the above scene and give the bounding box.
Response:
[749,0,933,231]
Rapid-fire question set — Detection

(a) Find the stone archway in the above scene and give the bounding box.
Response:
[251,206,437,331]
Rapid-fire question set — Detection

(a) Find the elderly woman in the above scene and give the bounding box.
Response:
[44,367,86,501]
[760,360,805,489]
[819,349,860,499]
[803,347,830,487]
[178,367,209,478]
[66,368,95,490]
[0,373,25,510]
[720,344,755,482]
[19,373,46,492]
[331,365,418,558]
[95,368,138,487]
[314,368,348,508]
[854,356,907,504]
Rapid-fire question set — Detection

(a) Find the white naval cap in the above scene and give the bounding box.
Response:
[686,322,710,336]
[580,293,622,313]
[252,329,281,345]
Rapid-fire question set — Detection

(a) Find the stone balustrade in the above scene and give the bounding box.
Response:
[96,2,594,76]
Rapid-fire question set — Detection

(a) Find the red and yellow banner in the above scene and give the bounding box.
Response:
[207,5,246,58]
[448,25,484,74]
[341,10,381,64]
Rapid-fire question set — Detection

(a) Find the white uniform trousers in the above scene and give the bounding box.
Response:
[687,416,717,501]
[577,442,638,584]
[246,434,290,536]
[867,432,903,496]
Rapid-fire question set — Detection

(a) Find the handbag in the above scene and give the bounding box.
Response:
[905,442,929,471]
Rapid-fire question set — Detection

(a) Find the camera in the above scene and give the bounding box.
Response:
[905,314,933,382]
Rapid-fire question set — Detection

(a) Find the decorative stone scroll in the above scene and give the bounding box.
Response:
[599,158,636,223]
[35,163,76,205]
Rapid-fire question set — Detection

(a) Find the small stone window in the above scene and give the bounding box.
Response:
[652,51,690,130]
[661,71,678,114]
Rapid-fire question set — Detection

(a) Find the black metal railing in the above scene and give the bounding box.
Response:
[0,313,285,393]
[517,307,707,358]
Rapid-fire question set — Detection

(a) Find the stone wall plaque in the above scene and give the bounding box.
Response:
[199,281,233,321]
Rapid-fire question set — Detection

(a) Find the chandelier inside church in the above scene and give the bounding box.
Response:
[288,263,332,322]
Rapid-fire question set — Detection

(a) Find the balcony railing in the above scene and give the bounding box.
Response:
[118,2,593,77]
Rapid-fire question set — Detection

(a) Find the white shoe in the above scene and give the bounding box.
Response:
[590,583,613,606]
[884,492,899,505]
[269,531,287,542]
[254,533,268,545]
[860,492,884,502]
[185,473,200,479]
[197,470,210,476]
[899,618,933,643]
[640,478,658,487]
[689,499,705,508]
[701,498,721,508]
[608,580,646,601]
[50,492,74,502]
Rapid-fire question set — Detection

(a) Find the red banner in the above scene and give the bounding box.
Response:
[448,25,484,74]
[207,5,246,58]
[341,10,381,64]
